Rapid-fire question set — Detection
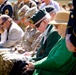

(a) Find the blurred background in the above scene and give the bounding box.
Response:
[8,0,72,5]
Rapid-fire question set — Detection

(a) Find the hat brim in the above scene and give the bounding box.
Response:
[50,20,67,25]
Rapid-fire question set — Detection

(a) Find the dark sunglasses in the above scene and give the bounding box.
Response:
[0,20,7,26]
[35,18,46,28]
[35,20,43,28]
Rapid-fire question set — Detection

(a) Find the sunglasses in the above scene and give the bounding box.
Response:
[0,20,7,26]
[35,18,46,28]
[35,20,43,28]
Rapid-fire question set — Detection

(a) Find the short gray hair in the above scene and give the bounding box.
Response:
[0,15,12,22]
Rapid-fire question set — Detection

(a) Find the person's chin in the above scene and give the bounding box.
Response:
[0,30,4,34]
[67,47,76,52]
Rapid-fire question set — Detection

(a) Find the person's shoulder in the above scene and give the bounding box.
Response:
[10,22,24,32]
[12,22,20,28]
[29,0,37,6]
[39,3,45,9]
[4,1,13,8]
[3,1,13,9]
[14,1,18,5]
[6,1,12,6]
[52,0,58,3]
[52,0,59,5]
[30,0,36,3]
[40,2,45,6]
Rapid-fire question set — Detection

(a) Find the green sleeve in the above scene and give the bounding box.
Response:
[35,39,73,70]
[39,32,61,59]
[35,31,61,61]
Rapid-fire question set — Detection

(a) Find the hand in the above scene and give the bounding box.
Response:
[24,51,33,56]
[26,62,35,70]
[66,34,76,52]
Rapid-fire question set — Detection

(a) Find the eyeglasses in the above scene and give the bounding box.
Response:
[0,20,7,26]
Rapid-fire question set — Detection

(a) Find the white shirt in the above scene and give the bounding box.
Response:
[1,29,7,43]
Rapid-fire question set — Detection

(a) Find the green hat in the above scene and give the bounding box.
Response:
[29,9,47,28]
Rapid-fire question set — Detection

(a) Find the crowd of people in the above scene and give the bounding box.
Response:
[0,0,76,75]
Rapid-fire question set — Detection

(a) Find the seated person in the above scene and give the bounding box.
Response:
[0,15,24,48]
[19,7,40,52]
[17,5,30,31]
[25,9,61,61]
[66,0,76,52]
[66,1,76,74]
[23,4,58,57]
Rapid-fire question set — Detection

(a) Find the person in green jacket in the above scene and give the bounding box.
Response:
[25,11,76,75]
[29,9,61,61]
[23,8,61,61]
